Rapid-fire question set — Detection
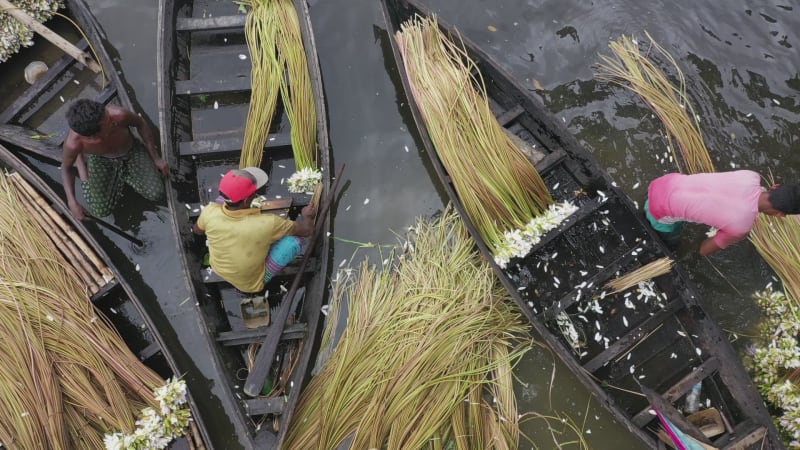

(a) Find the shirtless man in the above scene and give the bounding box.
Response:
[62,99,169,219]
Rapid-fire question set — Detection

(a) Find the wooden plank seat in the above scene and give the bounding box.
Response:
[188,197,295,218]
[496,104,525,127]
[631,357,721,427]
[177,15,246,32]
[179,131,291,158]
[0,124,62,163]
[175,76,251,96]
[0,40,89,124]
[582,299,683,373]
[244,397,285,416]
[6,173,115,299]
[216,322,307,346]
[200,258,318,284]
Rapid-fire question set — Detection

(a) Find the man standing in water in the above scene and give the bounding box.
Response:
[644,170,800,255]
[62,99,169,219]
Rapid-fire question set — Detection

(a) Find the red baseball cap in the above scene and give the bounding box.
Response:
[218,167,269,203]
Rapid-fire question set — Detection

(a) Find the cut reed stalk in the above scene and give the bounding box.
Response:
[751,215,800,305]
[395,16,552,251]
[0,173,165,447]
[604,257,674,294]
[595,32,715,174]
[285,208,527,449]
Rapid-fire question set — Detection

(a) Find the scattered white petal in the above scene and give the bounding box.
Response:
[135,264,140,272]
[238,54,247,60]
[213,101,219,109]
[773,98,781,105]
[59,95,65,103]
[363,198,370,205]
[677,330,687,337]
[695,347,702,356]
[338,259,347,268]
[404,145,409,152]
[345,205,351,211]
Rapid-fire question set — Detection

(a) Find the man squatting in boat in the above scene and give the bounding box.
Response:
[62,99,169,220]
[644,170,800,256]
[192,167,315,293]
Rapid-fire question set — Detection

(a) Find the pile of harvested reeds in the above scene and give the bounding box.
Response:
[0,173,164,448]
[395,16,553,254]
[595,32,715,174]
[284,208,529,449]
[240,0,317,171]
[604,257,674,294]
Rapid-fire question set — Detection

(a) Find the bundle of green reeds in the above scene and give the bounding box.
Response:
[284,208,528,449]
[595,32,715,174]
[240,0,317,171]
[0,174,164,448]
[751,213,800,304]
[395,16,553,253]
[604,257,674,294]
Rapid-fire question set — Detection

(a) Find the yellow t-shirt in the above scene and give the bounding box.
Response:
[197,203,300,292]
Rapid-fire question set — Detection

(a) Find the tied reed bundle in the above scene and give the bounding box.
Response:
[240,0,282,168]
[240,0,317,172]
[0,173,165,448]
[284,208,528,450]
[395,16,554,259]
[604,257,674,294]
[595,32,715,174]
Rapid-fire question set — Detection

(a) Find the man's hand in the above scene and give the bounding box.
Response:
[69,201,89,220]
[301,205,315,218]
[154,158,170,177]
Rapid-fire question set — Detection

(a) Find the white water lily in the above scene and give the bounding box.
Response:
[287,167,322,193]
[104,378,192,450]
[494,201,578,268]
[1,0,65,62]
[749,290,800,446]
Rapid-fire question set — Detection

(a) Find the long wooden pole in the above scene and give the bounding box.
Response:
[244,164,344,397]
[0,0,102,73]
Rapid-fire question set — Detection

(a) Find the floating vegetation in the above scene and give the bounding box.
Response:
[285,208,529,449]
[595,32,715,174]
[395,16,574,267]
[0,0,64,62]
[604,257,674,294]
[749,290,800,447]
[0,174,190,448]
[240,0,319,189]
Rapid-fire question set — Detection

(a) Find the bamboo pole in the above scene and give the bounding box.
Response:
[8,173,108,292]
[0,0,102,73]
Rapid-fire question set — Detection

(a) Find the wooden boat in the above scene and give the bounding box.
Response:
[157,0,331,447]
[0,0,135,165]
[0,142,209,448]
[381,1,782,448]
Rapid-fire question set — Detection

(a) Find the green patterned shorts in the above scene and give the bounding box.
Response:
[81,140,164,217]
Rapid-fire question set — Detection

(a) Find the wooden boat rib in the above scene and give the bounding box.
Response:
[381,1,782,449]
[0,0,135,164]
[0,142,208,448]
[157,0,331,447]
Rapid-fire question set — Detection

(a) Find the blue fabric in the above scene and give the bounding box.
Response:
[263,236,302,284]
[645,199,685,238]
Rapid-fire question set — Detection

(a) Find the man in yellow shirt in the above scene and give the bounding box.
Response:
[193,167,314,293]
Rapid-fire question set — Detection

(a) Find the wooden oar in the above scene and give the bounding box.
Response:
[87,215,144,247]
[0,0,102,73]
[244,164,345,397]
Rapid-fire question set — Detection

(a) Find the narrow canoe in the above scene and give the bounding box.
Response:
[0,142,209,448]
[157,0,331,447]
[380,0,782,448]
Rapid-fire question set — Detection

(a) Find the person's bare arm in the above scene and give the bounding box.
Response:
[116,107,169,176]
[699,238,722,256]
[293,205,316,237]
[192,223,205,235]
[61,143,88,220]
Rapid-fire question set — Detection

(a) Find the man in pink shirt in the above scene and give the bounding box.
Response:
[645,170,800,255]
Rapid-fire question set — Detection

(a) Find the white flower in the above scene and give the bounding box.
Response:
[493,201,577,267]
[286,168,322,193]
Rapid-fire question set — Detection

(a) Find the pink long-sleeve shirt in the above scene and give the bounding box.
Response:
[647,170,763,249]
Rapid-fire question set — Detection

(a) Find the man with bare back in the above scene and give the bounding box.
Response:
[62,99,169,219]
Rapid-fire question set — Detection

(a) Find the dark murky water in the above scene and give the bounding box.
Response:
[77,0,800,448]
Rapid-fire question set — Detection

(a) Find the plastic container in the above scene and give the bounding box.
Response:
[685,382,702,414]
